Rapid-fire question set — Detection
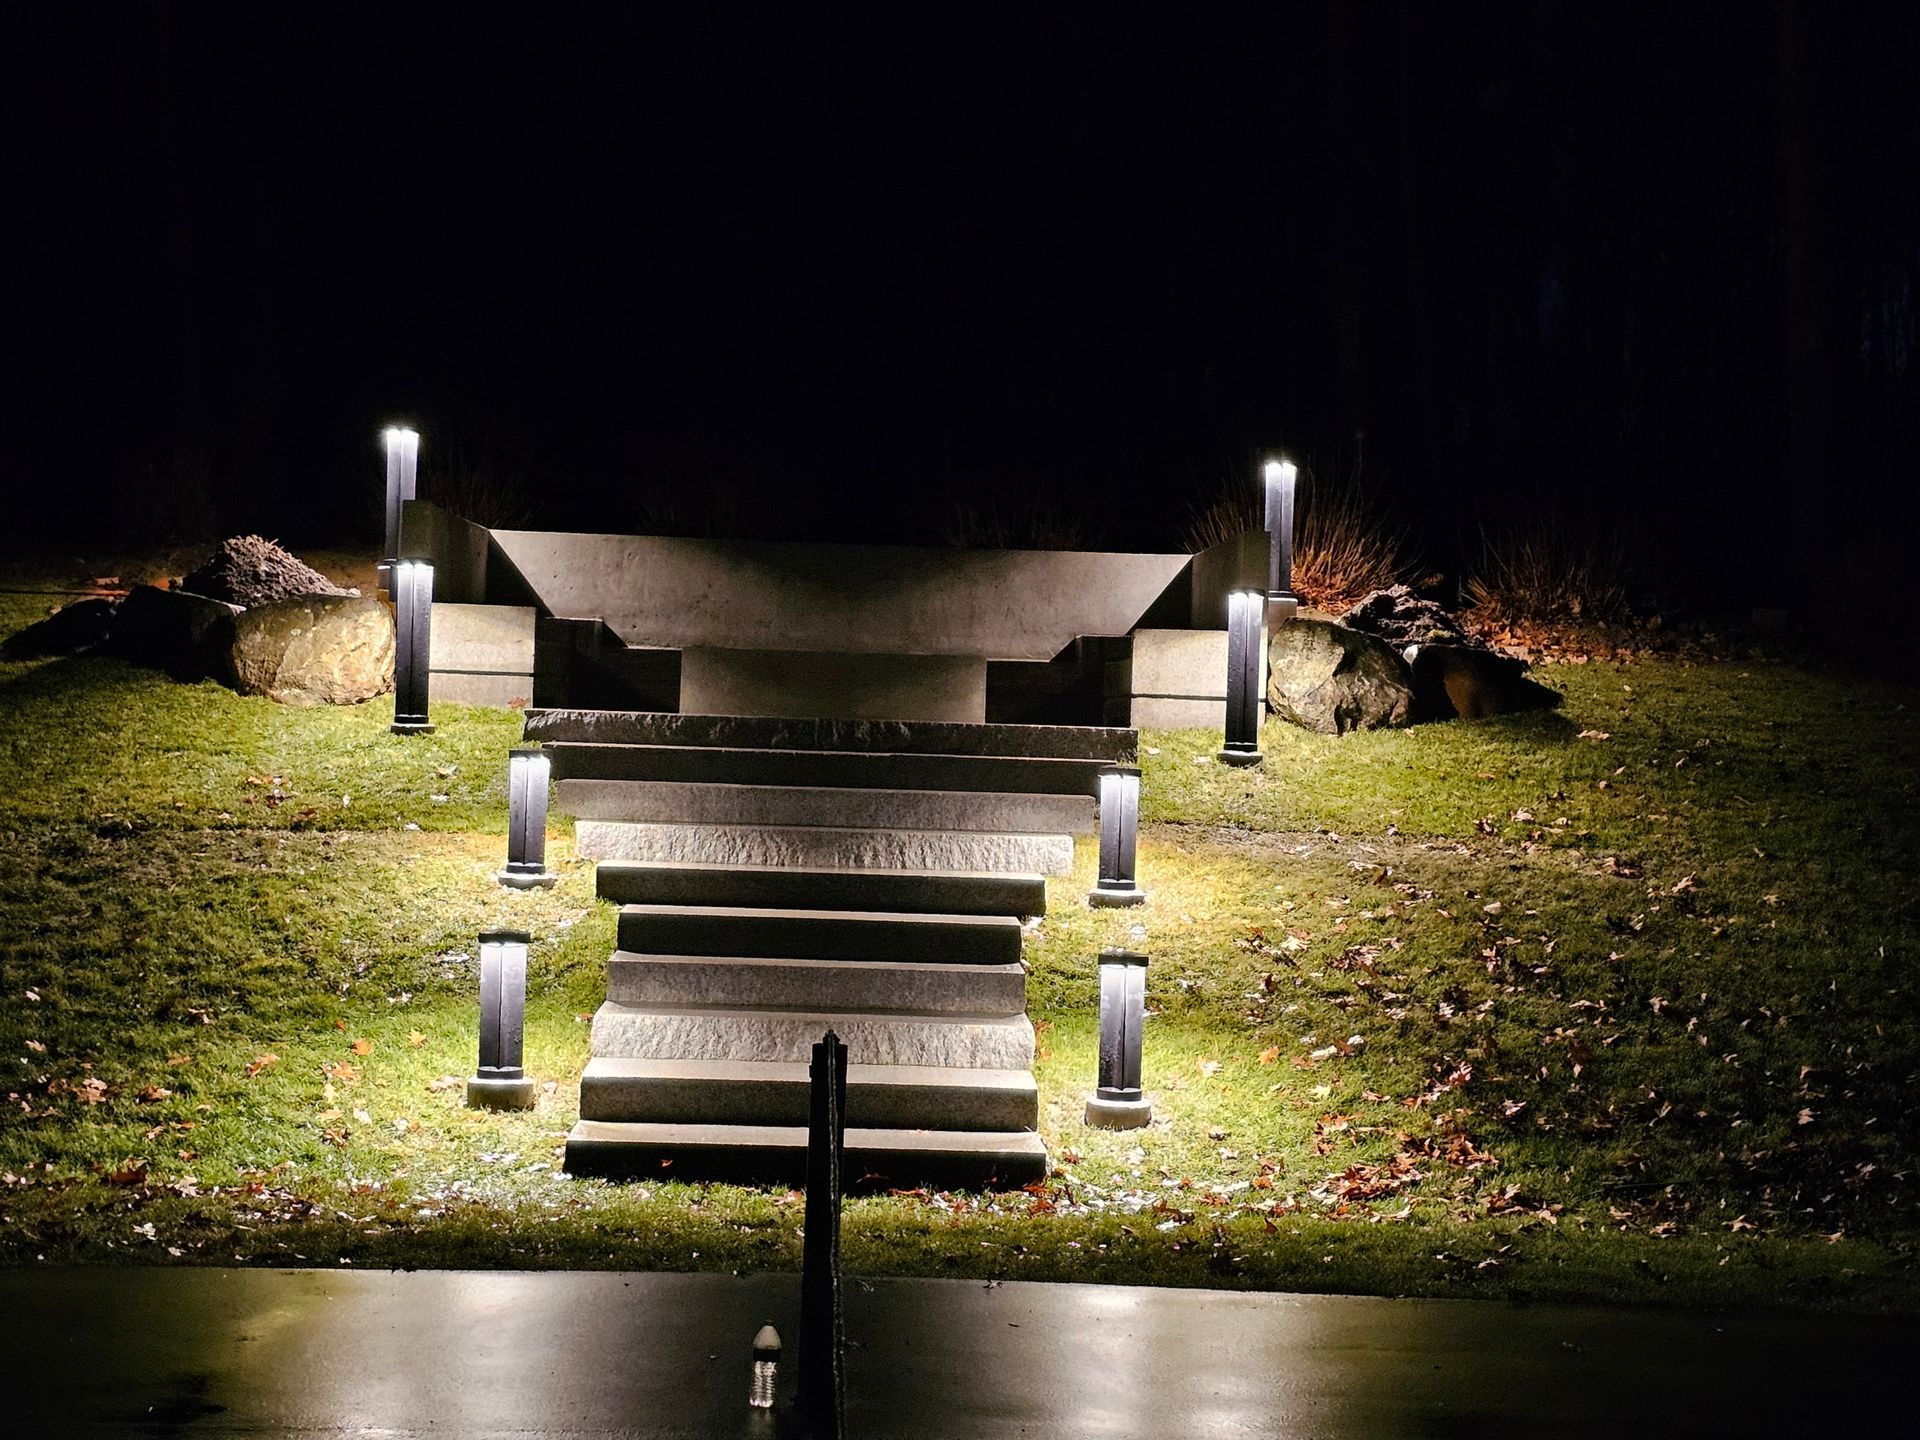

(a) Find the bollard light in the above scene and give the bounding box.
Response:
[1217,587,1264,766]
[1084,948,1151,1129]
[380,426,420,595]
[467,928,537,1110]
[1088,766,1145,907]
[1262,458,1298,603]
[500,747,557,888]
[390,559,434,734]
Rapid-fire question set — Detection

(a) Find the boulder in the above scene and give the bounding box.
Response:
[1340,585,1468,649]
[180,535,354,610]
[1266,619,1415,734]
[1,597,119,660]
[224,594,394,706]
[1408,643,1562,721]
[104,585,238,680]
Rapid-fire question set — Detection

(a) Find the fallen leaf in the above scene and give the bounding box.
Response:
[408,1030,426,1048]
[245,1054,278,1078]
[350,1038,374,1057]
[1257,1046,1281,1065]
[136,1085,171,1103]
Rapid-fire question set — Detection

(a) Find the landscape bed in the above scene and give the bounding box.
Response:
[1,588,1916,1314]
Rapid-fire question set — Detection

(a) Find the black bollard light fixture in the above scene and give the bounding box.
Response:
[379,426,420,597]
[1217,587,1264,766]
[390,559,435,734]
[1263,458,1299,616]
[1088,766,1146,907]
[466,928,537,1110]
[500,747,557,888]
[1084,948,1151,1129]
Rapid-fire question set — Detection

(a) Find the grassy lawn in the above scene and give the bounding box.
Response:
[2,587,1916,1313]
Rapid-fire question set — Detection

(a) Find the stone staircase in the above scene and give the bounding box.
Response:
[532,709,1136,1189]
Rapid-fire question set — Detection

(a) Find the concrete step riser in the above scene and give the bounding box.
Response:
[578,1070,1038,1131]
[558,779,1095,836]
[616,906,1024,966]
[605,953,1027,1016]
[548,743,1113,797]
[564,1119,1049,1189]
[594,861,1048,918]
[574,821,1075,876]
[589,1003,1036,1070]
[526,708,1136,762]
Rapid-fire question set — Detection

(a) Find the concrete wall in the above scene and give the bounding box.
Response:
[486,530,1190,662]
[429,603,535,708]
[679,648,988,724]
[1119,629,1227,729]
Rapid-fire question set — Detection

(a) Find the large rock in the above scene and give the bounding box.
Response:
[1266,619,1415,734]
[1,597,119,660]
[1408,644,1562,721]
[1340,585,1469,649]
[181,535,354,610]
[104,585,238,680]
[224,594,394,706]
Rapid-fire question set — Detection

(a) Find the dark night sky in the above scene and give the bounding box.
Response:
[9,4,1918,603]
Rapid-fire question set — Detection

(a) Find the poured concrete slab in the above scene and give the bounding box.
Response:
[578,1056,1039,1129]
[8,1267,1909,1437]
[604,951,1028,1016]
[524,708,1138,761]
[489,528,1191,660]
[558,779,1094,835]
[565,1118,1049,1187]
[549,741,1112,796]
[589,1000,1035,1069]
[573,820,1076,875]
[594,860,1048,917]
[616,904,1024,966]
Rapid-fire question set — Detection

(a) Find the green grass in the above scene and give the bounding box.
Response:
[2,588,1917,1312]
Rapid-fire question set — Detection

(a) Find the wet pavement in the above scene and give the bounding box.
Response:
[5,1266,1908,1437]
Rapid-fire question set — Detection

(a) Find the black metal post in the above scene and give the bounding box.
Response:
[1088,766,1145,907]
[500,747,556,888]
[391,559,434,734]
[466,929,536,1109]
[1263,459,1297,602]
[379,427,419,597]
[1085,949,1152,1128]
[1218,588,1263,765]
[801,1030,848,1438]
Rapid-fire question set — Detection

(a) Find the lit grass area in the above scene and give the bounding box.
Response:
[2,588,1916,1312]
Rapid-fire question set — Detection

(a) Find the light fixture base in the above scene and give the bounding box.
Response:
[466,1074,538,1111]
[1084,1094,1154,1130]
[1088,885,1147,908]
[1216,748,1263,767]
[498,868,558,890]
[1266,593,1300,626]
[391,720,435,736]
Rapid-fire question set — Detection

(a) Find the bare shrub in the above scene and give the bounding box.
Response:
[419,442,532,529]
[1184,444,1406,611]
[1464,522,1636,626]
[944,486,1106,551]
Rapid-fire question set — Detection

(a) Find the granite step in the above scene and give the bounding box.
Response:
[525,708,1136,762]
[547,742,1112,797]
[573,821,1075,876]
[595,860,1048,917]
[557,779,1095,836]
[605,952,1027,1016]
[589,1001,1035,1069]
[564,1118,1048,1189]
[577,1056,1039,1130]
[617,904,1024,966]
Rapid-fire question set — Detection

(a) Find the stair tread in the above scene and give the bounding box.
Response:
[594,999,1029,1023]
[582,1055,1036,1088]
[601,859,1045,882]
[619,903,1021,928]
[609,950,1026,974]
[568,1118,1046,1154]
